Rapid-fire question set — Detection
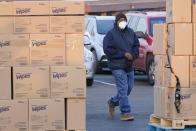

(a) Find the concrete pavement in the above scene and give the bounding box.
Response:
[86,72,154,131]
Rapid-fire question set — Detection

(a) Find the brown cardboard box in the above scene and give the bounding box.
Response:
[161,87,174,119]
[50,16,84,34]
[154,86,162,117]
[193,24,196,55]
[0,67,11,100]
[192,0,196,22]
[153,24,167,55]
[66,99,86,130]
[13,66,50,99]
[165,56,189,88]
[0,17,13,34]
[65,34,84,66]
[0,2,12,15]
[30,34,65,66]
[190,56,196,88]
[14,16,49,33]
[29,99,65,131]
[166,0,191,23]
[50,1,85,15]
[154,55,166,87]
[170,88,196,120]
[0,34,29,66]
[13,1,49,15]
[168,23,192,56]
[0,100,28,131]
[50,66,86,98]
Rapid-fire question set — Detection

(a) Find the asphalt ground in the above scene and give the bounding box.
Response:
[86,72,154,131]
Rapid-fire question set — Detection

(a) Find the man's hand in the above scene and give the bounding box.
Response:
[125,53,133,61]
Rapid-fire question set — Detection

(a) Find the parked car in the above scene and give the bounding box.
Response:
[84,36,95,86]
[85,16,115,73]
[126,12,166,85]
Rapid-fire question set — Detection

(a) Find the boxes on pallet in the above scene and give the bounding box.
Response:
[50,16,85,34]
[13,1,49,15]
[0,67,11,100]
[50,1,85,15]
[50,66,86,98]
[0,100,28,131]
[166,0,191,23]
[29,98,65,131]
[153,24,167,55]
[164,56,190,88]
[66,99,86,130]
[154,55,166,87]
[0,2,12,15]
[14,16,49,33]
[193,24,196,55]
[154,86,162,117]
[0,34,29,66]
[190,56,196,88]
[13,66,50,99]
[168,23,192,56]
[65,34,84,66]
[0,17,13,34]
[30,34,65,66]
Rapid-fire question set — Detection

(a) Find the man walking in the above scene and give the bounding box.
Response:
[103,13,140,121]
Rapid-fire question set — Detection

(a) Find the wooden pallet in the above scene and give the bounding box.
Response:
[150,114,196,129]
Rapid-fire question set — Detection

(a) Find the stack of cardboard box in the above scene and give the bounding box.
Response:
[0,1,86,131]
[153,0,196,121]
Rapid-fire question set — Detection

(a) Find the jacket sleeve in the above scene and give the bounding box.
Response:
[131,32,140,60]
[103,31,125,59]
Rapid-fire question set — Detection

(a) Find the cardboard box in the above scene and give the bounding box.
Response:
[166,0,191,23]
[50,66,86,98]
[165,56,190,88]
[153,24,167,55]
[13,1,49,15]
[170,88,196,120]
[30,34,65,66]
[29,99,65,131]
[14,16,49,33]
[66,99,86,130]
[154,55,166,87]
[0,2,12,15]
[0,67,11,100]
[0,100,28,131]
[50,1,85,15]
[0,17,13,34]
[190,56,196,88]
[0,34,29,66]
[50,16,84,34]
[168,23,192,56]
[193,24,196,55]
[13,66,50,99]
[192,0,196,22]
[161,87,174,119]
[154,86,162,117]
[65,34,84,66]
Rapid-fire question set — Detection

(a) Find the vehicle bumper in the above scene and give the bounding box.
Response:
[85,61,95,79]
[99,55,108,68]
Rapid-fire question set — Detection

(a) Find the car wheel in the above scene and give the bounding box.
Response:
[147,56,155,86]
[87,79,94,86]
[92,50,102,73]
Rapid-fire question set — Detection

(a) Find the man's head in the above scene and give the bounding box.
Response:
[115,13,127,30]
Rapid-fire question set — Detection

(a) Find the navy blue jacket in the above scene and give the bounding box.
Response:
[103,24,140,71]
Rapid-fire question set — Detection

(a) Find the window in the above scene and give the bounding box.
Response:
[96,19,115,34]
[136,18,147,34]
[128,16,139,31]
[87,20,95,37]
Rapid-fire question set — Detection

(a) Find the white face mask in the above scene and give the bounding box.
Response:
[118,21,127,30]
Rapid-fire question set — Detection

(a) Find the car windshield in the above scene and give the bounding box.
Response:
[96,20,115,34]
[149,17,166,37]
